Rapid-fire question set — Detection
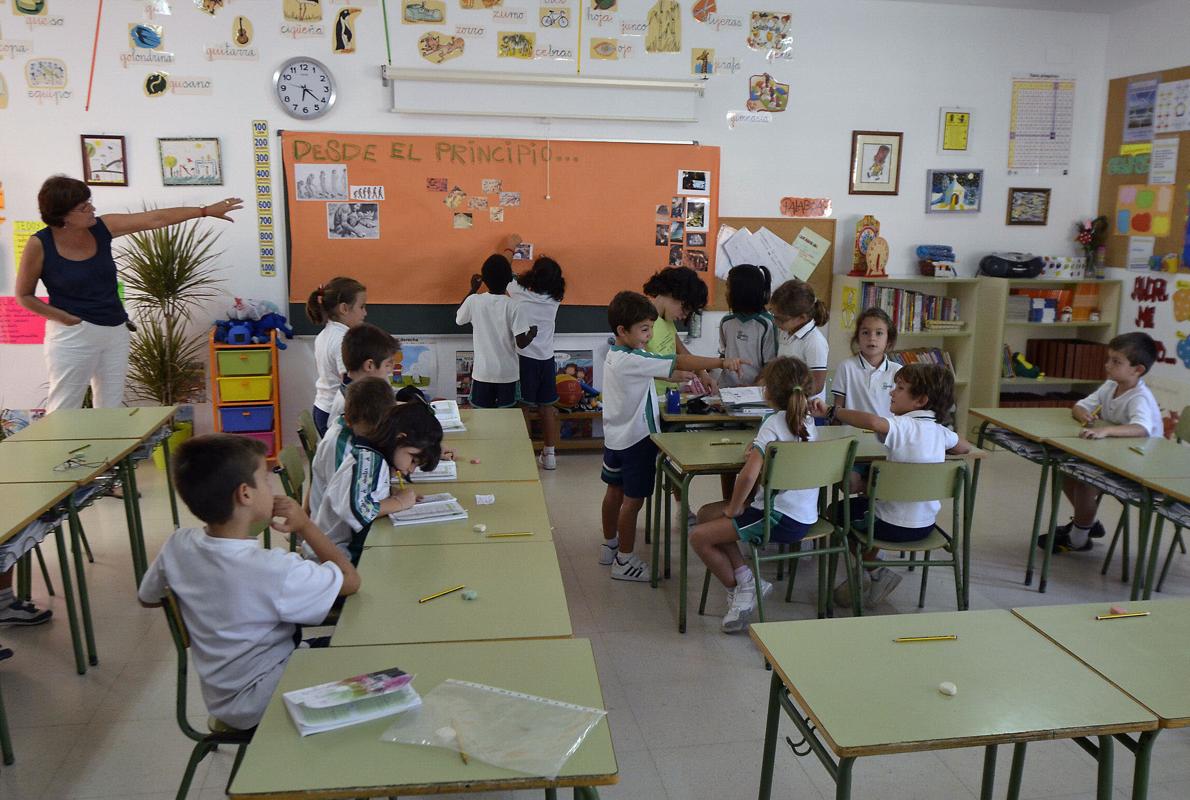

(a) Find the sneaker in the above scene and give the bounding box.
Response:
[0,600,53,627]
[598,539,619,566]
[0,642,12,662]
[863,567,903,609]
[1037,527,1094,553]
[537,452,557,470]
[1088,521,1106,539]
[722,584,756,632]
[611,554,651,582]
[833,571,869,608]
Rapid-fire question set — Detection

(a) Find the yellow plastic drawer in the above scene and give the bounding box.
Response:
[216,350,271,376]
[218,375,273,402]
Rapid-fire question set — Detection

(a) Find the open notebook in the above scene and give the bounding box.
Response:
[411,459,458,482]
[389,493,468,526]
[432,399,465,433]
[283,666,421,736]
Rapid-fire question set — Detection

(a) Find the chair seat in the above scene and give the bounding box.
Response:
[984,429,1047,463]
[207,716,252,737]
[802,518,835,542]
[1156,501,1190,527]
[1058,461,1145,503]
[867,527,951,553]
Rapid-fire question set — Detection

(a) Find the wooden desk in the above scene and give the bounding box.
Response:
[448,408,530,440]
[365,481,552,547]
[415,437,541,484]
[751,610,1157,800]
[227,639,616,799]
[332,542,572,647]
[660,408,765,430]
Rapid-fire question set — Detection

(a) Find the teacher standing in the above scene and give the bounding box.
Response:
[15,175,242,411]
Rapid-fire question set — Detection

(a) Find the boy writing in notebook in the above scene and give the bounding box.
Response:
[599,291,745,581]
[138,434,359,731]
[1041,332,1163,553]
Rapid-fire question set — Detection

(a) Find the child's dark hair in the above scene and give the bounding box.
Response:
[172,434,267,525]
[517,256,566,302]
[725,264,771,315]
[896,363,955,423]
[770,279,829,327]
[1108,332,1157,375]
[481,254,514,294]
[360,402,444,475]
[394,385,430,405]
[642,266,708,316]
[305,276,366,325]
[608,290,658,334]
[850,308,897,354]
[344,376,396,440]
[341,323,398,373]
[760,357,813,440]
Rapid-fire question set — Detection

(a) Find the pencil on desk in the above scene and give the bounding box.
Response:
[1084,404,1101,426]
[710,441,743,447]
[68,443,91,454]
[452,719,469,765]
[419,584,465,603]
[1095,611,1149,620]
[893,635,958,643]
[128,407,140,416]
[1129,445,1148,455]
[486,531,532,538]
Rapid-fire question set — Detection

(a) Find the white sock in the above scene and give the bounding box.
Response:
[543,446,555,456]
[615,553,633,565]
[734,566,754,586]
[603,536,619,549]
[1069,523,1092,549]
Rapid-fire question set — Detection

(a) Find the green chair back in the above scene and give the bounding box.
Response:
[867,459,966,504]
[277,445,306,504]
[764,436,857,492]
[297,410,319,465]
[1175,405,1189,443]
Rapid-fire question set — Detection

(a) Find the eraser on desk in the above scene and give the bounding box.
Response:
[470,458,482,464]
[1110,605,1129,615]
[720,437,731,443]
[938,681,958,696]
[473,524,487,533]
[475,494,495,505]
[461,589,478,601]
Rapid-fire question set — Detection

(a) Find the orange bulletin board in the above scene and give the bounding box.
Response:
[282,131,719,330]
[1098,66,1190,270]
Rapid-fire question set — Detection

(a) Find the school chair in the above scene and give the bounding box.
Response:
[161,590,252,800]
[698,437,860,622]
[0,669,12,766]
[849,459,970,614]
[1057,463,1148,586]
[274,445,307,552]
[297,410,319,467]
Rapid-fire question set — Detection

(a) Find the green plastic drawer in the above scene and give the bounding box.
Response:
[217,350,272,376]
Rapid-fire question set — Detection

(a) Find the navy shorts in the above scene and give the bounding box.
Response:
[518,355,559,406]
[847,497,933,543]
[601,438,659,499]
[733,506,813,545]
[312,406,330,438]
[470,380,520,409]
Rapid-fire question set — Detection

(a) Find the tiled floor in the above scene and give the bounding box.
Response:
[1,449,1187,799]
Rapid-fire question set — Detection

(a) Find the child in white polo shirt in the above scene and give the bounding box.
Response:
[771,279,830,401]
[599,291,745,581]
[812,363,970,608]
[456,252,520,409]
[831,307,901,491]
[1041,332,1163,553]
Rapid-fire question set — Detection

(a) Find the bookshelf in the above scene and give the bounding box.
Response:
[969,278,1121,412]
[828,275,980,436]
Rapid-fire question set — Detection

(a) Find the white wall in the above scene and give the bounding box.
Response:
[1,0,1114,425]
[1106,0,1190,79]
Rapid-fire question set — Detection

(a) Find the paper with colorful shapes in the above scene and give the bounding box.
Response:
[746,10,791,56]
[489,207,504,223]
[419,31,465,63]
[691,0,715,23]
[498,191,521,207]
[497,31,535,58]
[402,0,445,24]
[332,7,363,54]
[453,212,473,229]
[590,38,618,60]
[691,48,713,75]
[645,0,680,53]
[444,186,467,209]
[747,73,788,113]
[1115,184,1173,237]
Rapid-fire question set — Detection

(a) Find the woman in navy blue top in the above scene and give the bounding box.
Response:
[15,175,242,412]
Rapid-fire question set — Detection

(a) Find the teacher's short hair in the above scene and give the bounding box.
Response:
[39,175,91,227]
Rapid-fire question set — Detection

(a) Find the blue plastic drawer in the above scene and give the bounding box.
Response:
[219,405,274,433]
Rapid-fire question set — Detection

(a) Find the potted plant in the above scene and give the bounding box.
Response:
[117,214,226,466]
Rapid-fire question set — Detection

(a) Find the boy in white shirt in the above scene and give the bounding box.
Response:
[1042,332,1163,553]
[324,323,398,424]
[309,377,395,514]
[812,363,970,608]
[138,434,360,730]
[457,254,521,408]
[599,291,745,581]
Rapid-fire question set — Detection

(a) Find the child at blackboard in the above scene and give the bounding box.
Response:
[306,276,368,438]
[456,246,519,409]
[771,280,830,402]
[642,266,712,394]
[509,251,566,470]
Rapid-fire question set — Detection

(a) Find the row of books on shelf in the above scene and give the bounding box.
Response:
[860,284,960,333]
[888,347,955,374]
[1024,339,1107,380]
[1007,284,1099,323]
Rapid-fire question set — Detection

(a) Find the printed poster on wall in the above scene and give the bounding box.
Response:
[1122,78,1158,144]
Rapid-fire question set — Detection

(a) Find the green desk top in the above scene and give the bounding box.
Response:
[1013,600,1190,728]
[660,409,765,425]
[5,406,176,442]
[1044,436,1189,481]
[0,483,74,545]
[0,438,142,485]
[1150,477,1190,504]
[651,430,754,472]
[749,610,1156,758]
[448,408,530,440]
[969,407,1087,441]
[365,481,553,546]
[332,541,572,647]
[227,639,617,799]
[419,437,540,483]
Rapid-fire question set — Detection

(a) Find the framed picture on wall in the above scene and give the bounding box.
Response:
[1006,187,1051,225]
[157,137,223,186]
[80,135,128,187]
[925,169,983,213]
[848,131,903,195]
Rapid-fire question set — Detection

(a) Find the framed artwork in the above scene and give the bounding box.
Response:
[80,135,128,187]
[848,131,903,195]
[926,169,983,213]
[1006,187,1051,226]
[157,137,223,186]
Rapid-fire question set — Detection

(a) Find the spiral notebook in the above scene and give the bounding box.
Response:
[389,493,468,526]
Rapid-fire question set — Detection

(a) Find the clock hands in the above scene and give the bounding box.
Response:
[299,84,319,102]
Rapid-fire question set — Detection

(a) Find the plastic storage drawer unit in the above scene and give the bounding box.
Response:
[237,430,276,457]
[217,375,273,402]
[219,405,274,433]
[216,350,272,376]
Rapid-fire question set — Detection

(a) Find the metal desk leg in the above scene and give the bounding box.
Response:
[651,456,663,588]
[51,523,87,675]
[835,757,855,800]
[119,459,144,588]
[757,671,782,800]
[545,788,558,800]
[0,672,12,765]
[1140,494,1164,600]
[1129,730,1158,800]
[66,498,98,667]
[1039,467,1063,593]
[572,787,600,799]
[161,433,180,528]
[1024,458,1051,586]
[979,745,998,800]
[1131,490,1154,601]
[122,457,149,584]
[664,468,673,580]
[1007,742,1028,800]
[1095,736,1114,800]
[678,475,692,633]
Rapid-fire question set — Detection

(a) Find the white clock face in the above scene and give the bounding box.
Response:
[274,58,335,119]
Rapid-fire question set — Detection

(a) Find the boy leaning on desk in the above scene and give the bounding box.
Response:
[1039,332,1164,554]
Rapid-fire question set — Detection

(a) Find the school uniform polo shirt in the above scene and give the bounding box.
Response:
[831,355,902,417]
[1074,379,1163,437]
[749,411,819,524]
[312,442,391,558]
[602,345,676,451]
[646,315,679,394]
[456,292,519,383]
[309,417,353,513]
[718,312,777,388]
[777,319,829,401]
[875,410,959,529]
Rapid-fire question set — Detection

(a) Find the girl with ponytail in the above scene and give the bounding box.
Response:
[688,356,821,633]
[306,276,368,437]
[769,279,830,402]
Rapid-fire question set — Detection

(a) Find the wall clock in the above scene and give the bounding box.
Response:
[273,57,336,119]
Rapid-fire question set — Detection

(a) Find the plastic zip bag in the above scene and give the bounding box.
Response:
[380,679,607,779]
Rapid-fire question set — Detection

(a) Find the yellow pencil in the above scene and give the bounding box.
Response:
[393,472,406,489]
[1095,611,1149,620]
[452,718,469,765]
[893,635,958,643]
[710,441,743,447]
[128,407,140,416]
[1084,404,1101,427]
[486,531,533,538]
[418,584,466,604]
[1129,445,1148,455]
[68,443,91,454]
